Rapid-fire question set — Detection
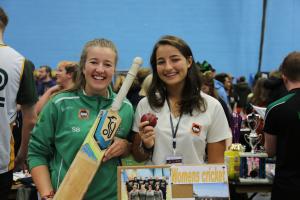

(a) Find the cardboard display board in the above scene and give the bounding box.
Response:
[118,164,230,200]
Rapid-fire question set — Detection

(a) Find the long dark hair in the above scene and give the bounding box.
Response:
[147,35,206,115]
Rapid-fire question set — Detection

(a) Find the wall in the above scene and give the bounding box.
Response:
[2,0,299,78]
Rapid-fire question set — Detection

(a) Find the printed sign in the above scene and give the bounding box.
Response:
[118,164,230,200]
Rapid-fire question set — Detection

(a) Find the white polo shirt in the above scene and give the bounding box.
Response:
[133,92,232,165]
[0,45,37,173]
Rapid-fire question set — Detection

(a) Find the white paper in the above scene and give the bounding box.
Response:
[251,104,267,119]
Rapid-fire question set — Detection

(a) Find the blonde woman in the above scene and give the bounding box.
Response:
[28,39,134,200]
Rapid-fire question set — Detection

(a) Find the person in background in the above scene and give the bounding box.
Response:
[36,65,56,96]
[55,61,78,89]
[139,74,153,97]
[126,73,142,110]
[153,185,163,200]
[201,71,232,127]
[131,35,231,165]
[215,73,234,111]
[127,68,151,110]
[35,61,79,114]
[243,77,270,151]
[0,7,38,199]
[197,60,215,77]
[113,73,126,93]
[146,185,155,200]
[234,76,252,113]
[138,184,147,200]
[264,52,300,200]
[137,68,152,88]
[34,68,42,83]
[263,70,288,105]
[247,77,269,108]
[129,73,153,162]
[226,74,237,110]
[28,38,134,200]
[201,71,233,150]
[129,184,140,200]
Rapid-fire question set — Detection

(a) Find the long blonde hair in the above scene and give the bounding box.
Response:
[139,74,152,96]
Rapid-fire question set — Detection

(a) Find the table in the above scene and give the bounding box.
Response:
[9,177,38,200]
[229,179,273,200]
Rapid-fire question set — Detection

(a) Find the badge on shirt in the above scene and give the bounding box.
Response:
[166,155,183,164]
[191,122,201,136]
[78,109,89,120]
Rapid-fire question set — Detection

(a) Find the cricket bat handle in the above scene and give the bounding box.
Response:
[111,57,143,111]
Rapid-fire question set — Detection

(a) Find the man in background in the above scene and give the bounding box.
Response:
[0,7,38,199]
[264,52,300,200]
[36,65,56,96]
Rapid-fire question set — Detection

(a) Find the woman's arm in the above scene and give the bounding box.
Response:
[131,119,155,162]
[14,104,37,169]
[35,85,61,114]
[28,99,57,199]
[31,165,54,198]
[264,132,277,157]
[207,140,226,163]
[131,132,152,162]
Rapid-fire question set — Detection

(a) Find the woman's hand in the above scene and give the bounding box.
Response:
[103,137,130,162]
[139,121,155,149]
[47,85,62,94]
[14,147,27,171]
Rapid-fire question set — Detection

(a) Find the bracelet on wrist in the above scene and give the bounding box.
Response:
[41,190,55,200]
[140,141,154,153]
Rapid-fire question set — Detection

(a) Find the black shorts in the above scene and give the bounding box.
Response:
[0,170,13,200]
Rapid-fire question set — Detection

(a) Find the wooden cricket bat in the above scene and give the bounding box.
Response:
[53,57,143,200]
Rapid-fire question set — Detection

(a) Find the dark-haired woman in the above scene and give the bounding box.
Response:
[132,35,231,165]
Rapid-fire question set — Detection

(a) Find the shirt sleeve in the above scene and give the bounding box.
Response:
[28,100,57,170]
[16,59,38,105]
[263,107,280,136]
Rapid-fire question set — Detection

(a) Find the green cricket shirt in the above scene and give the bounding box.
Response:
[28,87,134,199]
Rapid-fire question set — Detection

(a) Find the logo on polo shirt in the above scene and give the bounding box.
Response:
[0,68,8,90]
[191,123,201,136]
[0,68,8,108]
[78,109,89,120]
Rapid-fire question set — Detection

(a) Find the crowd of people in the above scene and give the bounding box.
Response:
[1,6,300,200]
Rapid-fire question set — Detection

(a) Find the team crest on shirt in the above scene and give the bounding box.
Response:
[191,123,201,136]
[78,109,89,120]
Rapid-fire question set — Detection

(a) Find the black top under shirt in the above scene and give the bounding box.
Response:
[17,59,38,105]
[263,88,300,198]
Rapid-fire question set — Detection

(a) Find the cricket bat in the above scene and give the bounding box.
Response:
[53,57,143,200]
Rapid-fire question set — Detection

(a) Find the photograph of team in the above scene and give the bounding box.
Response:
[120,167,171,200]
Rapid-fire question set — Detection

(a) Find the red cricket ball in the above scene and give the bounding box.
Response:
[140,113,158,127]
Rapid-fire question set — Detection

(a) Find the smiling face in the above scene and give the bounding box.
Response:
[56,64,70,86]
[155,44,192,90]
[83,46,116,96]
